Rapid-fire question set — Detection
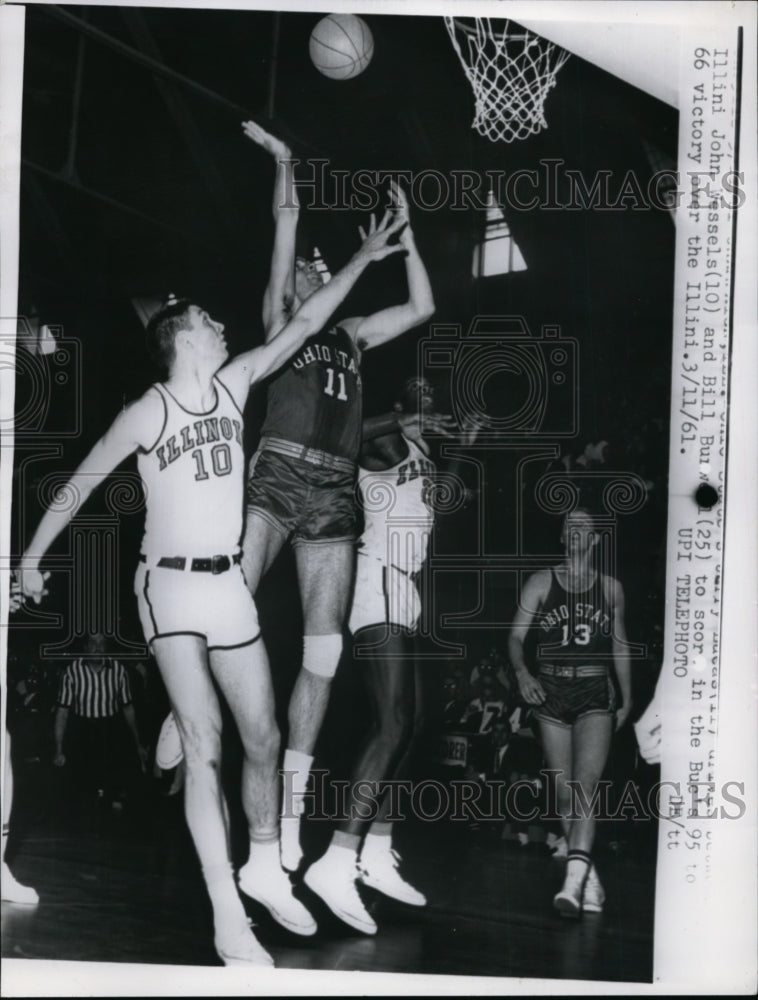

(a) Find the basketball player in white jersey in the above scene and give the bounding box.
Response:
[17,215,405,966]
[238,121,436,876]
[302,376,459,934]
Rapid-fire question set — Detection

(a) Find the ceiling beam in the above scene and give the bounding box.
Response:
[23,158,205,245]
[42,5,251,118]
[119,7,241,242]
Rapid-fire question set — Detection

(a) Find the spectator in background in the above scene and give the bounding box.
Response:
[469,652,510,702]
[469,657,512,704]
[440,669,470,729]
[9,655,56,765]
[53,633,148,809]
[461,673,508,737]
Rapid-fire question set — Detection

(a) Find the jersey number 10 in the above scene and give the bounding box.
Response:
[192,444,232,481]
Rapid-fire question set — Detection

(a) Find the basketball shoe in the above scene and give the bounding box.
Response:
[214,918,273,967]
[238,858,317,936]
[280,795,305,873]
[1,863,39,905]
[553,852,590,918]
[303,846,377,935]
[582,865,606,913]
[358,845,426,907]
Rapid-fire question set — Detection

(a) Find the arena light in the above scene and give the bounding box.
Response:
[472,187,527,278]
[16,309,57,356]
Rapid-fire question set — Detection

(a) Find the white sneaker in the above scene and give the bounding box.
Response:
[553,862,588,918]
[238,860,317,936]
[156,713,183,770]
[582,865,606,913]
[1,863,39,905]
[359,848,427,907]
[304,852,377,935]
[214,918,273,967]
[280,796,305,873]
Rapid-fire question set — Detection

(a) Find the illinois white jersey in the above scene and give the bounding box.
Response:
[356,436,435,574]
[349,437,436,635]
[136,377,245,560]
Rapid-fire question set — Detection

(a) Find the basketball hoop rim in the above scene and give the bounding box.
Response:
[446,17,531,44]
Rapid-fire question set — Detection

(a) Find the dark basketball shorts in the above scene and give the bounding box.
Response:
[245,449,358,545]
[533,670,616,728]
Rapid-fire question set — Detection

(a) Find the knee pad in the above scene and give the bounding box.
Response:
[303,633,343,679]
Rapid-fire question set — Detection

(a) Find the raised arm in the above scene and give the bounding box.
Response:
[17,391,163,603]
[343,182,435,352]
[362,409,457,445]
[607,577,633,730]
[242,120,299,340]
[219,210,406,404]
[508,570,550,707]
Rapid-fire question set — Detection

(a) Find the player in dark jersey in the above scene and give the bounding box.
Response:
[508,508,632,917]
[17,217,404,965]
[239,121,435,874]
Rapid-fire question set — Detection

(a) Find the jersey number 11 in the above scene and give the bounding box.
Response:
[324,368,348,401]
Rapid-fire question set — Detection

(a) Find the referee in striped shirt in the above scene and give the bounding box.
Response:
[53,633,147,806]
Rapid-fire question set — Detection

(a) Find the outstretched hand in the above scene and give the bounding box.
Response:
[458,413,486,446]
[397,411,456,455]
[356,210,407,265]
[241,119,292,160]
[17,566,50,605]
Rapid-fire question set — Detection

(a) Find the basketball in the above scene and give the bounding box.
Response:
[309,14,374,80]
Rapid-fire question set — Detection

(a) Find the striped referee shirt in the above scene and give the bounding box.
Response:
[57,659,132,719]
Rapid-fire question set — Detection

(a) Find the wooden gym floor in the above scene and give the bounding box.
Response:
[2,760,655,988]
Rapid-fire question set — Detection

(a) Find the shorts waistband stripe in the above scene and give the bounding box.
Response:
[539,663,609,678]
[259,436,356,474]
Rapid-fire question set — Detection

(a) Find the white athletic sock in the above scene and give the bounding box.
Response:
[281,750,312,870]
[246,832,280,871]
[202,862,246,927]
[367,820,394,839]
[332,830,361,853]
[564,851,591,887]
[282,748,313,807]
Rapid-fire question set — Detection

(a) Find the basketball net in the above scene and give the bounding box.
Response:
[445,17,569,143]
